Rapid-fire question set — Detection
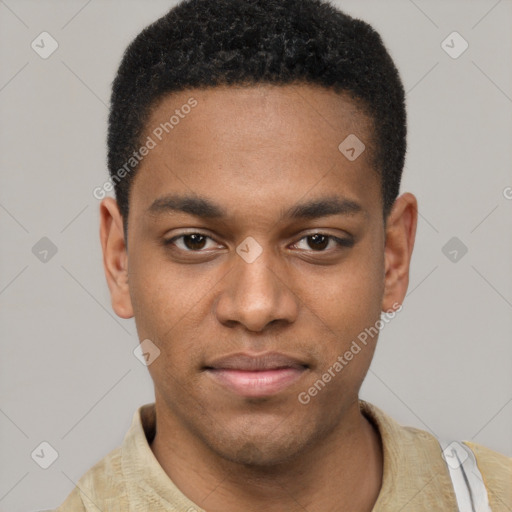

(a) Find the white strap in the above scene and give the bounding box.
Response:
[439,439,492,512]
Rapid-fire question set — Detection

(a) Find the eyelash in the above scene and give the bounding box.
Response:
[163,232,354,253]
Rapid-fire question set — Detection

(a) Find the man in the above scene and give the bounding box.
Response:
[57,0,511,510]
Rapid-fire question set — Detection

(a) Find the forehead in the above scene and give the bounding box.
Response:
[144,83,373,154]
[131,84,380,221]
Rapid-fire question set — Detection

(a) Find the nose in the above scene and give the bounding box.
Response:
[214,246,299,333]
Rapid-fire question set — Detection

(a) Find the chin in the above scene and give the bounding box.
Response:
[219,438,303,467]
[202,418,317,467]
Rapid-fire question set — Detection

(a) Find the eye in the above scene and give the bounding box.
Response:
[164,233,219,251]
[163,232,354,255]
[292,233,354,252]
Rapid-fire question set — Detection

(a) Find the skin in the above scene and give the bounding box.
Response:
[100,84,417,512]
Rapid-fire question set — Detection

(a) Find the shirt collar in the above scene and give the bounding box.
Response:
[121,402,206,511]
[359,399,457,511]
[120,400,456,511]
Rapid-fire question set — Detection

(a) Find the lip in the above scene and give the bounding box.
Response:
[203,352,309,398]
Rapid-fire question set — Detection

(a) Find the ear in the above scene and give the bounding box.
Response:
[381,192,418,313]
[99,197,134,319]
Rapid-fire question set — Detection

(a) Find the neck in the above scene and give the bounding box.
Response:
[150,398,383,512]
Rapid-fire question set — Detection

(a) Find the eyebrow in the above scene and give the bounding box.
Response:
[282,196,365,220]
[148,195,226,218]
[147,194,366,221]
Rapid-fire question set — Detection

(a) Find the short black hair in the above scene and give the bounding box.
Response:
[108,0,406,229]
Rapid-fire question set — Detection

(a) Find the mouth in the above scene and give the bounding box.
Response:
[203,352,309,398]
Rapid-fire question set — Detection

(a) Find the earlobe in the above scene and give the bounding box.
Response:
[381,193,418,313]
[99,197,134,319]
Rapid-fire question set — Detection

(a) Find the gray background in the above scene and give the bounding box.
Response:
[0,0,511,510]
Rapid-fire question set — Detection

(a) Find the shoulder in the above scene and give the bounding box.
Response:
[465,440,512,473]
[54,446,128,511]
[55,403,158,511]
[54,486,85,511]
[360,400,512,510]
[464,440,512,508]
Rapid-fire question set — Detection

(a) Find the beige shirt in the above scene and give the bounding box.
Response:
[55,400,512,511]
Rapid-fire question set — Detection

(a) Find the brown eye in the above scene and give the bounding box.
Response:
[164,233,217,252]
[182,234,207,250]
[292,233,354,252]
[307,234,329,251]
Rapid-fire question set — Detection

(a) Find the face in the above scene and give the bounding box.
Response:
[101,84,417,466]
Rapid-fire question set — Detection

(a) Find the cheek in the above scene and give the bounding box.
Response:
[297,240,385,379]
[306,245,383,330]
[129,251,202,334]
[128,255,214,375]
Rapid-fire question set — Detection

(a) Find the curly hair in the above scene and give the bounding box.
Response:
[108,0,406,225]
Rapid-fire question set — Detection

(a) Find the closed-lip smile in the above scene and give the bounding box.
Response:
[203,352,309,397]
